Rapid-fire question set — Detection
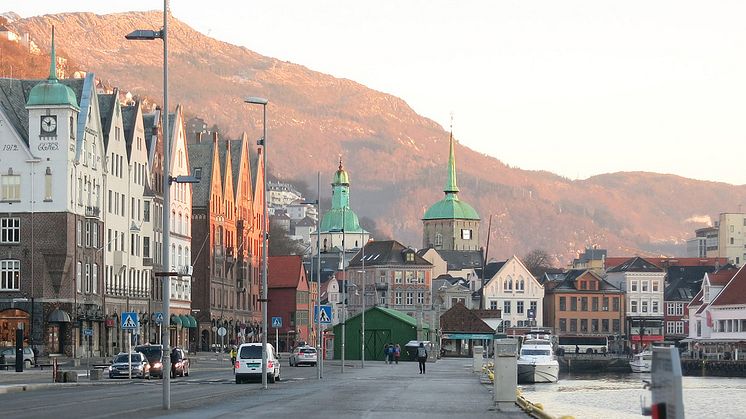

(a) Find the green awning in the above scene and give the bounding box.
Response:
[187,315,198,328]
[179,315,190,328]
[170,315,182,327]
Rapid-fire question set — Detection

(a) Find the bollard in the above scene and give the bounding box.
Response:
[64,371,78,383]
[493,338,519,412]
[55,371,65,383]
[472,345,484,373]
[89,369,102,380]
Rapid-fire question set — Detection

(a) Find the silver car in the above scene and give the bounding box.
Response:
[108,352,151,379]
[289,346,317,367]
[0,347,34,368]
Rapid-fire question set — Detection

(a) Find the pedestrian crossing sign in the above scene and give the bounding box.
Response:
[121,311,139,330]
[272,317,283,328]
[315,305,332,324]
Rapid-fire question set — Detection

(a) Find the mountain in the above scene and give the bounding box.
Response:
[7,11,746,264]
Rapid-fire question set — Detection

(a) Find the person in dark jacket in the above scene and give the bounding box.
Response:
[417,343,428,374]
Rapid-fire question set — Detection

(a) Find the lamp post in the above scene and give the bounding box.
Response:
[244,96,268,389]
[125,0,170,409]
[301,176,322,379]
[361,240,365,368]
[341,210,346,373]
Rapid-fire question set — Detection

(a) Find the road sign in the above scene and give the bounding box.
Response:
[154,312,164,325]
[83,328,93,337]
[121,312,138,330]
[217,327,227,337]
[315,305,332,324]
[527,308,536,320]
[272,316,283,328]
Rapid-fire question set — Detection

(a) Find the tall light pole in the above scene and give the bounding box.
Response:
[316,172,322,379]
[125,0,170,409]
[361,239,365,368]
[341,210,346,373]
[244,96,268,389]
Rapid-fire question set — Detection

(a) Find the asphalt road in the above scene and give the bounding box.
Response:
[0,357,526,419]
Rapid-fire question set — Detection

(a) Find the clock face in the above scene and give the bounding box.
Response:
[41,115,57,134]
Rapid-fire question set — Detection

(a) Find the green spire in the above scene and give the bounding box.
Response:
[48,25,58,81]
[444,129,459,194]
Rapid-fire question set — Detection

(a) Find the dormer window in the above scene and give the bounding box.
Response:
[406,252,414,262]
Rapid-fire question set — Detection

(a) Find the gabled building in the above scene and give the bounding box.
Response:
[687,265,738,343]
[432,274,474,310]
[606,257,665,351]
[543,269,624,345]
[268,255,312,351]
[0,31,105,356]
[480,256,544,331]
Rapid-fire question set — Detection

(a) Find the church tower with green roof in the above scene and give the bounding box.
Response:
[318,159,369,254]
[422,131,480,251]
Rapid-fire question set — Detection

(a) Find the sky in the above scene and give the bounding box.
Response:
[7,1,746,185]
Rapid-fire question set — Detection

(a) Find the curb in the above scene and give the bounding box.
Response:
[0,379,134,395]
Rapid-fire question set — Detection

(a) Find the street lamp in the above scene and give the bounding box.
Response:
[244,95,268,389]
[125,0,171,410]
[301,178,322,380]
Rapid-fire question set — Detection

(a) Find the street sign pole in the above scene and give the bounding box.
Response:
[128,330,132,380]
[276,328,279,356]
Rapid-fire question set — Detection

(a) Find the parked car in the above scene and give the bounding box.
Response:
[170,347,190,378]
[235,342,281,384]
[108,352,150,379]
[289,346,317,367]
[0,347,34,368]
[135,344,164,378]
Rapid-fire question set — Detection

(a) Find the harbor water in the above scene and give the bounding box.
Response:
[520,372,746,419]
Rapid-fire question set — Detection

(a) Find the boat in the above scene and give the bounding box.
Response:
[630,350,653,373]
[517,334,560,383]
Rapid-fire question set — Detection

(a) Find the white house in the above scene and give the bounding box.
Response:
[687,265,741,357]
[481,255,544,329]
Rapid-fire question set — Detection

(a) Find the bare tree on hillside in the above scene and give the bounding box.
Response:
[269,219,306,256]
[522,249,553,278]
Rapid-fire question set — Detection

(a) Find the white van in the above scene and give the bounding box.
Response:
[235,342,281,384]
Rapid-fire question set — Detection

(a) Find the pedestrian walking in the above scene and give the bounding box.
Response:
[383,344,390,364]
[394,344,401,364]
[387,343,394,364]
[229,346,237,373]
[417,342,428,374]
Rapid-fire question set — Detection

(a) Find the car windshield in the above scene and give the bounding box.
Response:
[300,348,316,354]
[0,348,13,355]
[239,345,263,359]
[136,346,163,362]
[113,354,141,363]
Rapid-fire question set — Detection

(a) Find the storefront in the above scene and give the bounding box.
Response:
[0,309,30,347]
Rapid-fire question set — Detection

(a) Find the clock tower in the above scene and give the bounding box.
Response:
[25,26,79,161]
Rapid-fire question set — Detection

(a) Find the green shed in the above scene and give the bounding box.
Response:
[332,306,430,361]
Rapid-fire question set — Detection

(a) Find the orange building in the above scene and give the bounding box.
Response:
[543,269,625,351]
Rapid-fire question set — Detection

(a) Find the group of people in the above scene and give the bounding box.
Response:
[384,343,401,364]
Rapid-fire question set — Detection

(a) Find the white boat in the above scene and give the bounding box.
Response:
[517,337,560,383]
[630,350,653,373]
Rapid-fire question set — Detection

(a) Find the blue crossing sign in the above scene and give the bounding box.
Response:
[121,311,139,330]
[315,305,332,324]
[154,312,164,325]
[271,317,283,328]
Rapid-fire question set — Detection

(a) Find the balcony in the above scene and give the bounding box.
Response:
[142,257,153,267]
[375,283,389,291]
[178,265,193,276]
[85,206,100,218]
[226,246,235,264]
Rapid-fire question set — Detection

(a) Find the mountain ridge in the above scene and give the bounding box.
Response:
[6,10,745,264]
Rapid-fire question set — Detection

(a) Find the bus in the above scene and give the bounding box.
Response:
[557,335,608,355]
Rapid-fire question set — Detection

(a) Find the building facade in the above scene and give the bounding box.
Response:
[481,256,544,330]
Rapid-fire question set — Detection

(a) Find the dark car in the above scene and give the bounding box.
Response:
[108,352,150,379]
[135,344,165,378]
[170,348,190,378]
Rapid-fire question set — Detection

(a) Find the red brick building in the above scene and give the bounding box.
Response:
[268,255,312,352]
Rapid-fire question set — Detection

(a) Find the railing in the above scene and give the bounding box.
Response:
[375,283,389,291]
[143,257,153,266]
[85,206,100,217]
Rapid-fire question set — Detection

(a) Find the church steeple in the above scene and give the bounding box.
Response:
[444,129,460,195]
[48,25,58,81]
[26,26,79,110]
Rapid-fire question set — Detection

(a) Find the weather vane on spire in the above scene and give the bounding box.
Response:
[338,154,343,170]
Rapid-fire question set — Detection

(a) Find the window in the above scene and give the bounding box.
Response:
[570,318,578,332]
[405,252,414,262]
[503,300,511,314]
[0,260,20,290]
[143,201,150,222]
[641,301,649,313]
[92,263,98,294]
[406,292,414,305]
[580,281,587,290]
[642,281,649,292]
[517,300,524,314]
[0,218,20,244]
[667,302,675,316]
[613,297,620,312]
[0,173,21,201]
[580,319,588,332]
[417,291,424,304]
[395,292,402,305]
[77,220,82,247]
[676,303,684,316]
[592,297,599,311]
[44,167,53,201]
[76,261,82,293]
[591,319,599,333]
[379,296,386,305]
[667,321,676,335]
[85,222,91,247]
[559,297,566,311]
[85,262,91,293]
[143,237,150,258]
[602,319,609,332]
[530,300,537,315]
[675,321,684,334]
[417,271,425,284]
[490,301,498,310]
[631,300,638,313]
[92,223,98,248]
[405,271,414,284]
[461,229,471,240]
[613,319,620,333]
[559,318,567,332]
[581,297,588,311]
[602,297,610,311]
[394,271,402,284]
[570,297,578,311]
[652,281,659,292]
[631,281,638,292]
[652,301,659,313]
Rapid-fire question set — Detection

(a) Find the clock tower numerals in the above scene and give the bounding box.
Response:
[40,115,57,135]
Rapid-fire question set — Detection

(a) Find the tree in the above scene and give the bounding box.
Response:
[522,249,553,278]
[359,216,389,241]
[269,219,306,256]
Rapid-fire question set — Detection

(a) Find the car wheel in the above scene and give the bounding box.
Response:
[24,360,32,369]
[235,376,242,384]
